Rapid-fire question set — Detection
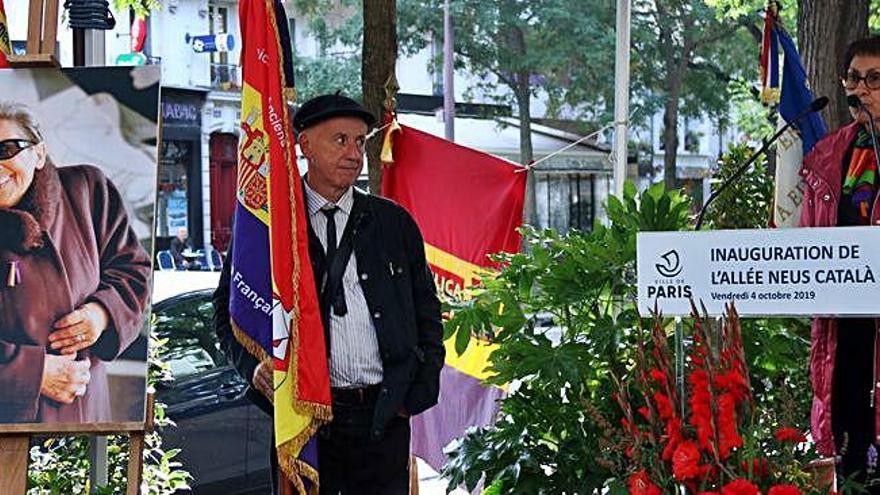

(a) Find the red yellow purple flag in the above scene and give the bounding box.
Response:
[234,0,330,492]
[0,0,11,68]
[381,120,526,470]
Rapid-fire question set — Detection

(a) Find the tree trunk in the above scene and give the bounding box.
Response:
[798,0,869,131]
[515,76,536,225]
[362,0,397,195]
[662,86,681,190]
[661,49,688,190]
[503,21,536,225]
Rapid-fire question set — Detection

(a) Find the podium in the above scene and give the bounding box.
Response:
[637,226,880,317]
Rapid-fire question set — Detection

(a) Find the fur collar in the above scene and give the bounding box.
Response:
[0,163,61,253]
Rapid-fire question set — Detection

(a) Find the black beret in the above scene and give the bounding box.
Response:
[292,93,376,131]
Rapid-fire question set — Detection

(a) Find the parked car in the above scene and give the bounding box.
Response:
[151,272,272,494]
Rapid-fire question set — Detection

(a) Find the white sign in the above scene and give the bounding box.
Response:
[637,227,880,316]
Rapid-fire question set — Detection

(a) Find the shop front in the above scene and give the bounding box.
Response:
[157,88,206,250]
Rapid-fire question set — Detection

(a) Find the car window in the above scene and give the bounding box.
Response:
[154,294,228,379]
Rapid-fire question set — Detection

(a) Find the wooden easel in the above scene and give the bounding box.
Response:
[1,3,151,493]
[0,395,154,494]
[7,0,59,67]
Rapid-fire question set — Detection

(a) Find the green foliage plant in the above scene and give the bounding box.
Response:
[441,182,691,493]
[442,168,815,493]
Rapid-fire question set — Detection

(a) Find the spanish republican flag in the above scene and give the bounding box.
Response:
[381,120,526,470]
[233,0,330,493]
[0,0,11,68]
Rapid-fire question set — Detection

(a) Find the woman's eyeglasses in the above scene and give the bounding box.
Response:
[0,140,38,161]
[842,70,880,90]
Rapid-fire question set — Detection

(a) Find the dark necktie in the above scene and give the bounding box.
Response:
[321,205,347,317]
[322,206,338,265]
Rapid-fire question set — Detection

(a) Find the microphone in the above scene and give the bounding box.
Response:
[694,96,830,230]
[847,95,880,176]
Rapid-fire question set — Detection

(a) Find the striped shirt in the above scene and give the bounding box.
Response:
[304,181,383,388]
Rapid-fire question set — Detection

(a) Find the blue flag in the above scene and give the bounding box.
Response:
[770,24,827,227]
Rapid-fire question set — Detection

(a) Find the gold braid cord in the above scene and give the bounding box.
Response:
[266,0,333,493]
[231,319,270,363]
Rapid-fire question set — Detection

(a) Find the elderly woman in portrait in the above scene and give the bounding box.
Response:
[801,36,880,491]
[0,102,151,423]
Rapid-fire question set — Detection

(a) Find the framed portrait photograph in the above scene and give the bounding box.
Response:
[0,66,159,432]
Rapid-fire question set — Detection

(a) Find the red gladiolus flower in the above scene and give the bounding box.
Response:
[768,485,802,495]
[721,478,760,495]
[672,441,703,480]
[715,369,749,405]
[638,406,651,421]
[689,369,715,453]
[717,392,743,459]
[628,469,662,495]
[650,368,667,383]
[654,391,674,420]
[662,417,683,462]
[774,427,807,443]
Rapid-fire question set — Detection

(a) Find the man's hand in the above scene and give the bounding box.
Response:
[253,360,274,402]
[40,354,91,404]
[48,302,109,354]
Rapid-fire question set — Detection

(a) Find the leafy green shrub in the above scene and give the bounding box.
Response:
[442,182,691,493]
[442,175,813,493]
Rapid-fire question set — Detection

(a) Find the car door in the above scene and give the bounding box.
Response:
[153,291,251,494]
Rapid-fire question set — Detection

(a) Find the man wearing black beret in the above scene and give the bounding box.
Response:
[214,93,445,494]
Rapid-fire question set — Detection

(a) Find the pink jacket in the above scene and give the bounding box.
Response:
[799,121,880,456]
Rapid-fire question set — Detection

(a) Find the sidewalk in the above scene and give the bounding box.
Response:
[417,458,469,494]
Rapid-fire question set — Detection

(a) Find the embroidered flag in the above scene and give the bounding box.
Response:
[233,0,330,492]
[762,4,827,227]
[382,123,526,470]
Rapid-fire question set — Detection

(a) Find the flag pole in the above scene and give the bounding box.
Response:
[443,0,455,141]
[612,0,631,197]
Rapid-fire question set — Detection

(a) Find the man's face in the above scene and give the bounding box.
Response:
[176,228,187,241]
[300,116,367,200]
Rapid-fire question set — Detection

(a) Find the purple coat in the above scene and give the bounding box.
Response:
[0,163,151,423]
[800,121,880,456]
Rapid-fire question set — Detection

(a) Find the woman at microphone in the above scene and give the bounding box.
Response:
[801,35,880,492]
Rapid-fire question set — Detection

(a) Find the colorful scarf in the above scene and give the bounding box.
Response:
[843,127,879,222]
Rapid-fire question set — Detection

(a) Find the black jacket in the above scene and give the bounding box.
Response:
[213,188,444,437]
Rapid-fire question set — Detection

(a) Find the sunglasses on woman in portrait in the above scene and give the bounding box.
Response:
[842,70,880,90]
[0,140,38,161]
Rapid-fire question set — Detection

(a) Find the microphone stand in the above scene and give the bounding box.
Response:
[695,123,797,230]
[694,97,828,231]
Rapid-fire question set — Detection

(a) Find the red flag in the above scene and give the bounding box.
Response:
[381,123,526,469]
[0,0,11,68]
[382,125,526,269]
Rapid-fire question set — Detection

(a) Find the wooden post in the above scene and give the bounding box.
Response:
[126,432,145,495]
[0,435,30,494]
[409,455,419,495]
[125,393,155,495]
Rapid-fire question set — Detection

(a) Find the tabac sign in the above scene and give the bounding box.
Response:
[637,227,880,317]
